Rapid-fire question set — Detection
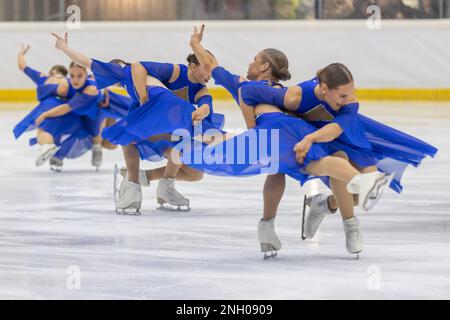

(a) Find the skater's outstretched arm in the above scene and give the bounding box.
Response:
[99,89,110,108]
[35,85,98,125]
[294,123,343,161]
[192,88,212,125]
[52,33,92,69]
[35,104,72,125]
[189,25,218,74]
[17,44,31,71]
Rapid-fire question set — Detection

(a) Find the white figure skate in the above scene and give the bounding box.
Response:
[119,167,150,187]
[343,217,363,259]
[91,144,103,171]
[114,165,142,215]
[156,178,190,211]
[49,157,63,172]
[304,193,336,239]
[346,171,395,211]
[36,144,59,167]
[258,218,282,260]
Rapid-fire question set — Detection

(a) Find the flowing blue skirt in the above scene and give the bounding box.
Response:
[99,91,132,121]
[317,113,438,193]
[181,112,330,185]
[102,87,225,161]
[19,99,94,161]
[13,97,66,139]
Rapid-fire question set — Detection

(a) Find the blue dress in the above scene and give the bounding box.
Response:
[182,112,330,185]
[239,77,438,193]
[180,66,330,183]
[13,67,65,139]
[98,89,132,121]
[13,67,103,162]
[90,59,224,161]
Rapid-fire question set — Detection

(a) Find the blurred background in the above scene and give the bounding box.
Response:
[0,0,448,21]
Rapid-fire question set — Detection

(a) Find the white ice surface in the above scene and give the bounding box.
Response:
[0,102,449,300]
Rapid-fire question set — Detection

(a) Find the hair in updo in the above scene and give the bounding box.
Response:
[69,61,87,73]
[50,65,68,77]
[109,58,131,66]
[260,48,291,81]
[316,63,353,89]
[186,50,214,66]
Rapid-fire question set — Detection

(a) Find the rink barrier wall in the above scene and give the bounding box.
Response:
[1,20,449,106]
[1,88,450,107]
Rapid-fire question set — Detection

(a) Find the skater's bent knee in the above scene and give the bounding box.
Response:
[332,151,349,160]
[102,140,118,150]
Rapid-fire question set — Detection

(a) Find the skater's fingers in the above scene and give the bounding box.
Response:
[296,150,307,164]
[199,24,205,39]
[51,33,62,40]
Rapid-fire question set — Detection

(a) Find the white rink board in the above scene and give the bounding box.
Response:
[1,20,450,89]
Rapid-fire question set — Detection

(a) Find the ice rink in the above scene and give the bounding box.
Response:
[0,101,449,300]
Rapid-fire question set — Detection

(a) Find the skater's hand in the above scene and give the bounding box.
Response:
[35,114,47,126]
[192,108,206,126]
[99,89,110,107]
[19,44,30,55]
[294,136,313,164]
[51,32,68,50]
[190,25,205,45]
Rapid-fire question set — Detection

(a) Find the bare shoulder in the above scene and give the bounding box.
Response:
[194,87,210,101]
[169,64,180,83]
[83,85,99,96]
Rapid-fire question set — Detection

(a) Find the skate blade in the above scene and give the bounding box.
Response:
[36,147,59,167]
[50,166,62,173]
[261,244,278,260]
[157,203,191,212]
[304,196,313,207]
[113,164,120,203]
[263,251,278,260]
[363,173,394,211]
[352,252,361,260]
[116,209,141,216]
[115,202,142,215]
[157,198,190,212]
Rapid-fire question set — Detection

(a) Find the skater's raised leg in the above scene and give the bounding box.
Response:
[304,156,392,212]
